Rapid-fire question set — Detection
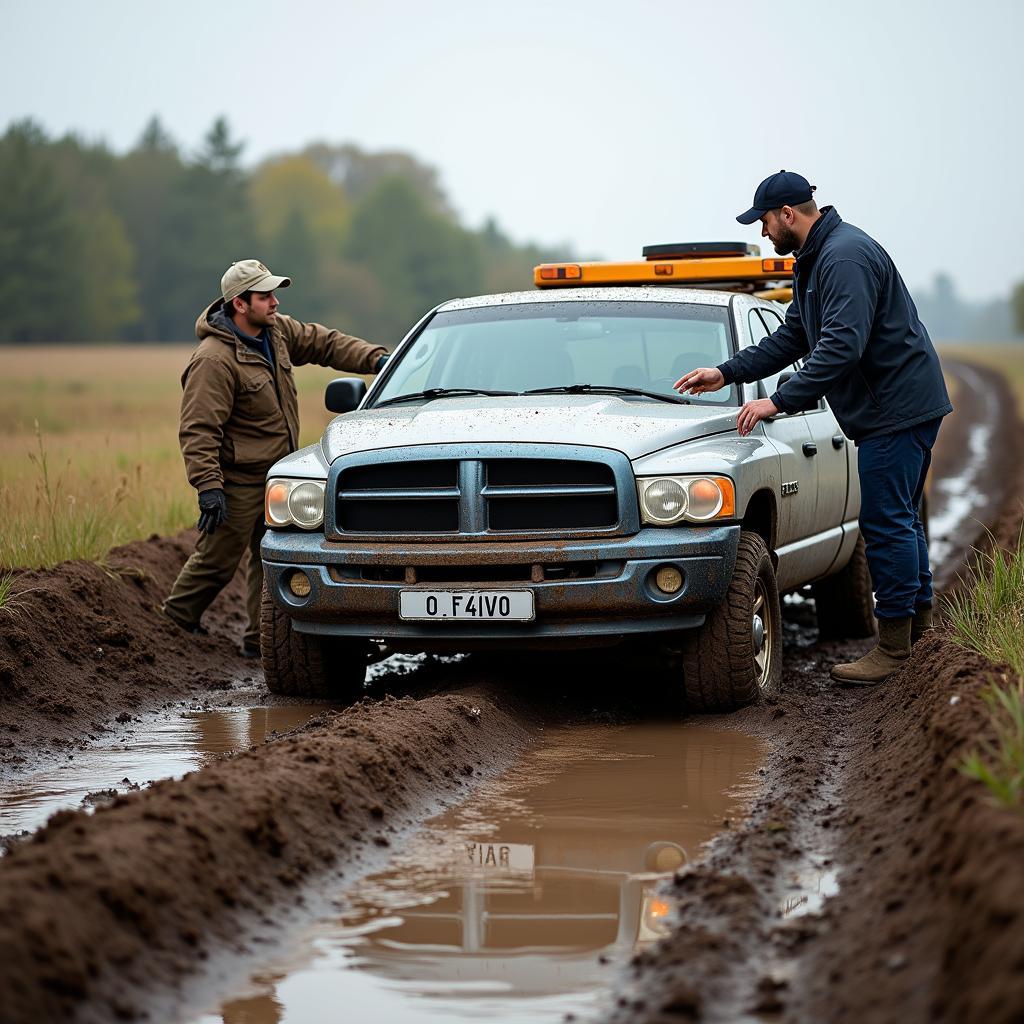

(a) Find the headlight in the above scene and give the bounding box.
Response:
[265,477,326,529]
[638,889,675,941]
[637,476,735,526]
[642,479,687,523]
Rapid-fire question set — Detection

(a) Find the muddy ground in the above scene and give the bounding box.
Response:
[0,360,1021,1023]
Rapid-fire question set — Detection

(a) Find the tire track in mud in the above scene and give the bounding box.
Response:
[0,692,536,1024]
[0,358,1017,1024]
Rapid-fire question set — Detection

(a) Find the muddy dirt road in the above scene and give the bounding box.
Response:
[1,359,1021,1024]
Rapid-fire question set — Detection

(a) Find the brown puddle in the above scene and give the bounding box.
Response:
[0,705,325,837]
[190,722,766,1024]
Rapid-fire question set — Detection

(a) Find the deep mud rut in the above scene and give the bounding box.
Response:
[1,359,1022,1024]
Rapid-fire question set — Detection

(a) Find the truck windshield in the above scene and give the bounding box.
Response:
[373,300,738,407]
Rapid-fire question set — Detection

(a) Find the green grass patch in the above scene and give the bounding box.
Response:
[961,681,1024,810]
[946,532,1024,677]
[0,570,17,611]
[947,531,1024,809]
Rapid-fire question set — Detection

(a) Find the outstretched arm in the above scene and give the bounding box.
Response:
[718,301,810,387]
[278,314,387,374]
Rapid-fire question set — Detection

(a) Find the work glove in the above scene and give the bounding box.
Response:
[197,488,228,536]
[375,353,390,373]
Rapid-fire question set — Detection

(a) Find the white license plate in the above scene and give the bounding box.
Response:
[399,590,534,621]
[461,841,535,872]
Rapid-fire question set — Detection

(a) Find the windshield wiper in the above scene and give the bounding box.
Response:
[522,384,690,405]
[374,387,518,408]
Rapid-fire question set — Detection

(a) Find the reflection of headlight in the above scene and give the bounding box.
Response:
[265,478,326,529]
[637,476,735,526]
[638,890,674,940]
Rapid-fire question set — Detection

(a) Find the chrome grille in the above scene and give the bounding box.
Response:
[332,454,620,537]
[336,460,459,533]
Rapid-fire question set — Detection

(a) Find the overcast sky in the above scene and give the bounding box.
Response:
[4,0,1021,301]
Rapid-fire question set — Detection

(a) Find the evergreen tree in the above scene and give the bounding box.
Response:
[0,122,81,342]
[48,133,140,340]
[114,117,187,339]
[158,117,255,338]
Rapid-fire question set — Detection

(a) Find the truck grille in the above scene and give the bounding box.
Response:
[333,456,619,537]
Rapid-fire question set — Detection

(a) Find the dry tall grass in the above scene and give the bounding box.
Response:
[0,345,363,568]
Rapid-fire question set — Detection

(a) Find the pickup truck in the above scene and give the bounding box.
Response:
[259,245,875,711]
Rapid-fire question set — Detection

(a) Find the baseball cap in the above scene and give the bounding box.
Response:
[221,259,292,301]
[736,171,815,225]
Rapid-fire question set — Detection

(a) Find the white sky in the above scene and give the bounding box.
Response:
[3,0,1022,301]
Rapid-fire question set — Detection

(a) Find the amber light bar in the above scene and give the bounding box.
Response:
[534,255,794,289]
[537,265,582,281]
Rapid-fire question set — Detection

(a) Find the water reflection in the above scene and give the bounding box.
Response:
[0,705,324,836]
[200,723,765,1024]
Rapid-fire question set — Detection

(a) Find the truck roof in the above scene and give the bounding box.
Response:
[436,286,736,313]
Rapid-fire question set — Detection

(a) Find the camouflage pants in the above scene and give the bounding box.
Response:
[162,481,266,647]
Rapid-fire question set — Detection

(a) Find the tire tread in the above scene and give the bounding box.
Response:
[680,531,781,713]
[260,586,365,700]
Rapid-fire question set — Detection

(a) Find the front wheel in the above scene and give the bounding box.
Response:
[679,531,781,712]
[260,585,367,701]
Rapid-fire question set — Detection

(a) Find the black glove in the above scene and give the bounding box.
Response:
[375,353,390,373]
[197,488,228,536]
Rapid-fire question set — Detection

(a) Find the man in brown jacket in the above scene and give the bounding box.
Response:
[162,259,387,656]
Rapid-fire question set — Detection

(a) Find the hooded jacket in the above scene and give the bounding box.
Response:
[179,301,387,491]
[717,207,952,443]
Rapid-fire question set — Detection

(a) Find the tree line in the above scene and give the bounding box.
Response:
[0,117,570,346]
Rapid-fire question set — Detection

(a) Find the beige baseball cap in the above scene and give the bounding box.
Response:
[221,259,292,302]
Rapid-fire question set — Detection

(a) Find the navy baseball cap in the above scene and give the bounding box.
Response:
[737,170,815,225]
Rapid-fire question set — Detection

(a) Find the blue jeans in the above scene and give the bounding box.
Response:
[857,417,942,620]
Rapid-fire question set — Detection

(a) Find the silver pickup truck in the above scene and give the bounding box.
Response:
[259,246,875,711]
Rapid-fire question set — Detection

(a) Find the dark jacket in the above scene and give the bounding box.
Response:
[179,301,386,491]
[717,207,952,443]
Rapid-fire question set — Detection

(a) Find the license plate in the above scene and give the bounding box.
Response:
[461,841,535,873]
[399,590,534,621]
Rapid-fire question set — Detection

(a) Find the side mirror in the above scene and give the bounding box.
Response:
[325,377,367,414]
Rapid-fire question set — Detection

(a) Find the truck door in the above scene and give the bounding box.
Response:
[744,308,818,592]
[758,308,846,576]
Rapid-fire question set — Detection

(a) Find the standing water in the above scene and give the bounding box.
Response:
[190,722,766,1024]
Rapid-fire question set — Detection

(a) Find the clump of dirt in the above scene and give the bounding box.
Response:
[605,630,1024,1024]
[0,691,535,1024]
[798,633,1024,1024]
[0,532,254,769]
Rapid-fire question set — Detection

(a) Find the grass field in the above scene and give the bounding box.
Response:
[0,345,368,568]
[1,342,1021,570]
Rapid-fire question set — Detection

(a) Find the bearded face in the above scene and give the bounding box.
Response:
[761,212,801,256]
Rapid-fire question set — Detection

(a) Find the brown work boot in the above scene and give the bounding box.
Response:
[830,616,912,686]
[910,604,933,646]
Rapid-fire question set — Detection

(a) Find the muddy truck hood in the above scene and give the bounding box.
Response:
[320,395,739,463]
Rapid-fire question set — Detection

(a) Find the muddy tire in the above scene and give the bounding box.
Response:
[812,533,876,640]
[260,586,367,700]
[680,530,781,713]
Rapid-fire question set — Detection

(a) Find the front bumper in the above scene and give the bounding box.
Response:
[261,525,740,642]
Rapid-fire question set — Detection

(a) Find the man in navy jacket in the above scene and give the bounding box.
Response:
[676,171,952,685]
